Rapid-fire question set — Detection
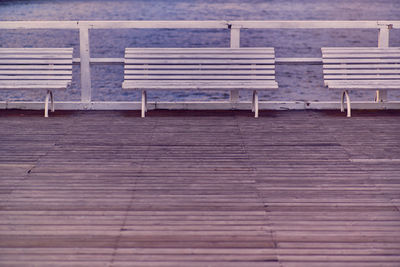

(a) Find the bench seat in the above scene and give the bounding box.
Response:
[0,48,73,117]
[123,48,278,117]
[325,80,400,89]
[322,47,400,117]
[122,80,278,90]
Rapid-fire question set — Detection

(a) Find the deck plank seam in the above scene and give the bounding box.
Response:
[235,114,281,265]
[109,117,159,267]
[1,117,77,209]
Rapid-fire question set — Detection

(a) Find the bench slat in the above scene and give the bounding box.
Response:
[125,65,275,70]
[324,75,400,79]
[0,54,74,59]
[124,75,275,80]
[125,70,275,75]
[322,47,400,52]
[0,75,72,80]
[0,80,70,84]
[126,48,274,53]
[326,81,400,89]
[0,81,70,90]
[126,54,274,59]
[0,48,73,53]
[327,80,400,84]
[125,59,275,64]
[123,81,278,90]
[123,82,278,85]
[322,53,400,58]
[0,65,72,70]
[0,59,73,64]
[323,64,400,69]
[0,70,72,75]
[324,69,400,74]
[322,58,400,64]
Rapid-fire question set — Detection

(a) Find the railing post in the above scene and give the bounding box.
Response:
[376,26,391,102]
[79,26,92,104]
[230,25,240,103]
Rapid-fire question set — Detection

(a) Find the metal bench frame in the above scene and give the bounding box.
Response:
[122,48,278,118]
[0,48,73,117]
[322,47,400,117]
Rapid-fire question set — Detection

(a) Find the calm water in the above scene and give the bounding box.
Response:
[0,0,399,102]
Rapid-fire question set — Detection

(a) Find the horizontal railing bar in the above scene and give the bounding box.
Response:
[0,21,80,29]
[1,101,399,111]
[0,20,399,29]
[81,21,229,29]
[71,57,324,64]
[234,21,393,29]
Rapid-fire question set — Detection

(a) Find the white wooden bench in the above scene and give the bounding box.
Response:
[122,48,278,117]
[322,47,400,117]
[0,48,73,117]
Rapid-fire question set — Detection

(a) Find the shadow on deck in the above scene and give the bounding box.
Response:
[1,109,399,266]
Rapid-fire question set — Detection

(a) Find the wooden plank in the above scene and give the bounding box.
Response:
[322,53,400,58]
[326,80,400,85]
[323,64,400,69]
[322,47,400,52]
[235,20,381,28]
[324,75,400,79]
[0,48,73,53]
[327,85,400,89]
[1,110,400,265]
[0,20,399,30]
[125,54,274,59]
[125,65,275,69]
[84,20,228,29]
[125,70,275,75]
[0,70,72,75]
[0,76,72,80]
[124,75,275,80]
[0,65,72,70]
[126,48,274,53]
[323,69,400,74]
[125,59,275,64]
[322,59,400,63]
[0,59,73,64]
[0,54,74,59]
[122,81,278,90]
[0,82,70,89]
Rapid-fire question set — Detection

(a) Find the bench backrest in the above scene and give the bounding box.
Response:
[124,48,275,82]
[0,48,73,88]
[321,47,400,86]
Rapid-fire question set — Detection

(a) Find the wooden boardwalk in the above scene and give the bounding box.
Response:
[0,109,399,266]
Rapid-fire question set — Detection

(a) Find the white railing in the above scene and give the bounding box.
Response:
[0,20,399,111]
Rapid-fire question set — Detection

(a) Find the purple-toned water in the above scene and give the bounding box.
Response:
[0,0,399,102]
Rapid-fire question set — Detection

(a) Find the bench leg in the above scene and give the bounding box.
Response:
[141,90,146,118]
[44,90,51,118]
[50,90,55,113]
[341,90,351,118]
[144,91,148,112]
[375,90,387,102]
[251,91,255,112]
[254,90,259,118]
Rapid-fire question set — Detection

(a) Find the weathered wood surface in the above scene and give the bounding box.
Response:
[0,109,399,266]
